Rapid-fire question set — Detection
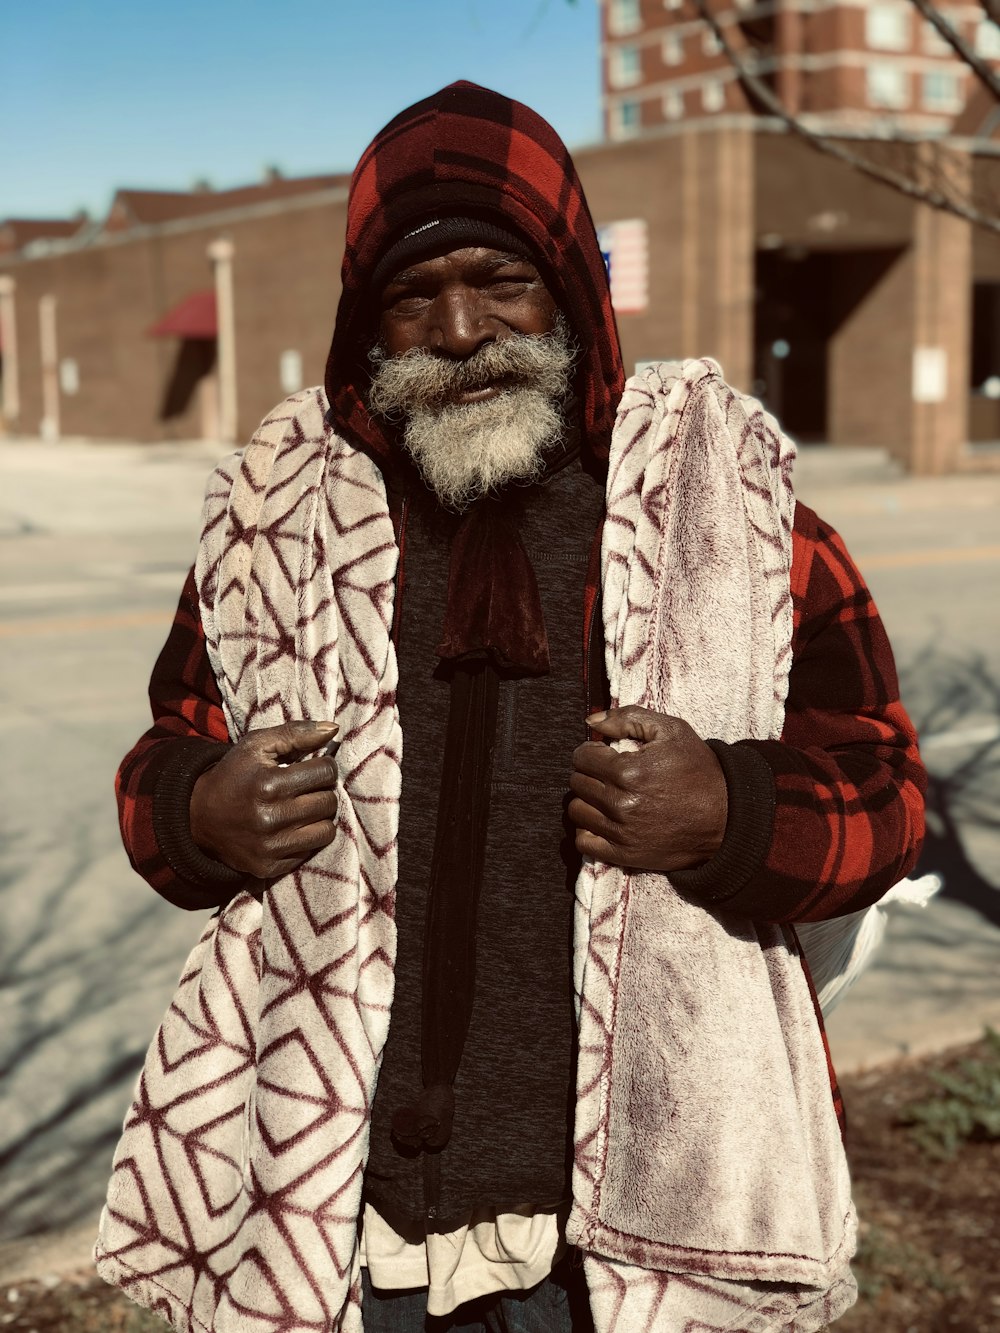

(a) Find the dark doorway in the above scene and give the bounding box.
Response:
[159,337,217,421]
[969,282,1000,441]
[754,247,902,442]
[754,250,833,441]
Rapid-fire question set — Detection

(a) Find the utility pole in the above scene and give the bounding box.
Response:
[38,294,59,441]
[207,238,237,444]
[0,276,19,428]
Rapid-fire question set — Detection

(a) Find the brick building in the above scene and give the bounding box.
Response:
[0,176,350,448]
[595,0,1000,471]
[601,0,1000,138]
[2,8,1000,471]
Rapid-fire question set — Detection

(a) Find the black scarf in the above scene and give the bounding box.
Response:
[389,441,582,1152]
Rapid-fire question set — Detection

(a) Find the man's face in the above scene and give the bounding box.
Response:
[378,246,559,365]
[368,246,574,510]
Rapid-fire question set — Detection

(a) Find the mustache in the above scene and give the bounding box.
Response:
[367,317,575,418]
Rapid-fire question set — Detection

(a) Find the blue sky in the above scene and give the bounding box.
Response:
[1,0,602,220]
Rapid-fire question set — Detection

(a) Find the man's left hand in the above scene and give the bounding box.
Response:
[568,706,728,873]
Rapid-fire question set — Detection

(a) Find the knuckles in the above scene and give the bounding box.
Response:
[607,788,641,820]
[256,772,282,801]
[251,804,280,835]
[612,754,642,788]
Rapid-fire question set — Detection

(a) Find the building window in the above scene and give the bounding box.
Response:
[662,32,683,66]
[611,100,642,138]
[610,43,642,88]
[922,69,962,111]
[662,88,684,119]
[280,349,303,394]
[702,80,726,112]
[866,63,909,109]
[703,26,722,55]
[977,18,1000,58]
[609,0,641,37]
[865,4,910,52]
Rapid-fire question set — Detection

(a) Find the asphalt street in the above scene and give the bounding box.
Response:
[1,432,998,1274]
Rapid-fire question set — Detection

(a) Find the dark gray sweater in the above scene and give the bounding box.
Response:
[363,459,605,1232]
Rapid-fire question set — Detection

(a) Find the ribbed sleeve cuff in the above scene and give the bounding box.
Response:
[668,739,776,904]
[152,739,247,894]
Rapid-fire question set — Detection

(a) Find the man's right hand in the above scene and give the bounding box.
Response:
[189,720,340,880]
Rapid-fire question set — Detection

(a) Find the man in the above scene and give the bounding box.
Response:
[96,84,925,1333]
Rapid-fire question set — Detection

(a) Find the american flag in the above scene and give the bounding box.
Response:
[596,218,649,315]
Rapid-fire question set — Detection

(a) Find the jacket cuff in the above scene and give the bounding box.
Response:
[668,739,776,904]
[152,739,247,894]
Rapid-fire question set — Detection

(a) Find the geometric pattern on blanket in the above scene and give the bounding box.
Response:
[569,362,857,1331]
[95,387,401,1332]
[582,1256,857,1333]
[94,367,859,1333]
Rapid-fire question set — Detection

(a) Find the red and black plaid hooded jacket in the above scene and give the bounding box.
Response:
[116,87,927,1079]
[324,80,625,464]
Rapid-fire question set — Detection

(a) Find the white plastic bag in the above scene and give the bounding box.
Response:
[796,874,942,1016]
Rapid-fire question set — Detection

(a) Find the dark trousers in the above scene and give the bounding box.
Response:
[360,1254,594,1333]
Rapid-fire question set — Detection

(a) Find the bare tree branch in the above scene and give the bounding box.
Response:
[910,0,1000,103]
[691,0,1000,234]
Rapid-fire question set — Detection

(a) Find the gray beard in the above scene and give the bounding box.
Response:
[367,318,575,511]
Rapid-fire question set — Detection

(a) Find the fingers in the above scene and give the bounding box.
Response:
[573,828,626,867]
[586,706,680,745]
[259,754,339,800]
[266,787,339,829]
[571,740,620,782]
[244,719,339,763]
[190,722,344,880]
[568,769,614,815]
[567,795,621,845]
[270,819,339,859]
[245,820,339,881]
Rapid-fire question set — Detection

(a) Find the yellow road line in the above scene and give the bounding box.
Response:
[860,543,1000,570]
[1,541,998,637]
[0,609,170,638]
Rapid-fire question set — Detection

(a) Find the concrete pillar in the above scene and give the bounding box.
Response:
[827,248,913,453]
[909,152,972,474]
[827,147,972,472]
[774,1,803,116]
[0,275,19,427]
[38,293,59,442]
[207,237,237,444]
[713,127,755,391]
[679,126,755,390]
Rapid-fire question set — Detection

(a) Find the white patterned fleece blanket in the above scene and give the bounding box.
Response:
[568,360,856,1331]
[95,363,857,1332]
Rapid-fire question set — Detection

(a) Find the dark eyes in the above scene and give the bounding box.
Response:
[384,293,431,315]
[383,273,537,314]
[486,277,534,297]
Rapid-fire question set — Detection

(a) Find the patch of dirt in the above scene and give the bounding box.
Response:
[3,1039,998,1331]
[831,1036,1000,1332]
[1,1271,166,1332]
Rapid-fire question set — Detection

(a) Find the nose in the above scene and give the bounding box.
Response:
[430,286,497,360]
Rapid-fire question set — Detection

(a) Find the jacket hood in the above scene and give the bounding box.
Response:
[324,80,625,464]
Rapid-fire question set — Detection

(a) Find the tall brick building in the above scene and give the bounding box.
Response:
[594,0,1000,471]
[2,7,1000,471]
[601,0,998,137]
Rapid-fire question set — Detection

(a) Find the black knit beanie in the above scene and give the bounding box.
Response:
[370,215,534,291]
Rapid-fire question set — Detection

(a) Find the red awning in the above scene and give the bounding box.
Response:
[147,288,216,339]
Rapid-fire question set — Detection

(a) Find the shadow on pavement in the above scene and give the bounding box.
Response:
[903,648,1000,927]
[0,825,177,1238]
